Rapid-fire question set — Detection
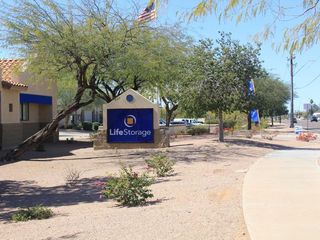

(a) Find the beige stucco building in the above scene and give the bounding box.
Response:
[0,59,57,149]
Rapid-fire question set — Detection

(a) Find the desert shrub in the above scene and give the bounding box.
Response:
[145,153,175,177]
[223,119,236,129]
[103,166,154,207]
[259,118,269,129]
[64,167,81,186]
[175,128,186,135]
[11,205,53,222]
[186,125,209,135]
[245,131,253,138]
[72,124,82,130]
[92,122,100,131]
[224,111,247,130]
[66,137,74,143]
[82,121,93,131]
[205,111,219,124]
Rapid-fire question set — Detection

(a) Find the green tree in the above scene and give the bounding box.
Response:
[0,0,157,161]
[228,38,262,130]
[182,35,241,142]
[57,75,77,129]
[254,74,290,125]
[156,28,191,126]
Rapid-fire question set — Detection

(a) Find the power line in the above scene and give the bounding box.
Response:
[295,72,320,89]
[294,56,320,76]
[294,60,313,76]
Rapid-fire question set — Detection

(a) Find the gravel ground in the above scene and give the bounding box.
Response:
[1,130,319,240]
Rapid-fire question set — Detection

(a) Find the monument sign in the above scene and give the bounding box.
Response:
[93,89,169,149]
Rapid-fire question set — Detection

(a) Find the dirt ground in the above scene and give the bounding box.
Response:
[1,128,320,240]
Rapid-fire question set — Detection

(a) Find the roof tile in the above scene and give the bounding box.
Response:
[0,59,28,88]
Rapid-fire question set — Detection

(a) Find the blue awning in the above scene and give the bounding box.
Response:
[20,93,52,105]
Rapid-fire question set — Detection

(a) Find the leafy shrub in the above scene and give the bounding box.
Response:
[145,153,175,177]
[259,118,269,129]
[186,126,209,135]
[82,121,93,131]
[72,124,82,130]
[11,205,53,222]
[175,128,186,135]
[92,122,100,131]
[223,119,236,129]
[205,111,219,124]
[103,166,154,207]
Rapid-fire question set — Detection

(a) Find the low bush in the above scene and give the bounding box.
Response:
[186,125,209,135]
[72,124,82,130]
[92,122,100,131]
[64,167,81,186]
[82,121,93,131]
[145,153,175,177]
[223,120,236,129]
[103,166,154,207]
[11,205,53,222]
[259,118,269,129]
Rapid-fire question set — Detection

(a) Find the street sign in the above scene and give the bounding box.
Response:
[304,103,311,111]
[107,108,154,143]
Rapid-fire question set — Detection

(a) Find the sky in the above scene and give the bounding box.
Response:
[0,0,319,112]
[153,0,320,112]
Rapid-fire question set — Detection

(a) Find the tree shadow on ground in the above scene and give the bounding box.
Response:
[0,176,107,222]
[0,141,93,166]
[23,141,93,159]
[225,138,320,151]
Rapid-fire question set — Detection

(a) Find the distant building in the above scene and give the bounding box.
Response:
[0,59,58,149]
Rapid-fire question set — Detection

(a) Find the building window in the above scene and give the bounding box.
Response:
[9,103,13,112]
[20,103,29,121]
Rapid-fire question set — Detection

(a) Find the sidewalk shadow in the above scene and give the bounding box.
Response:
[225,139,320,151]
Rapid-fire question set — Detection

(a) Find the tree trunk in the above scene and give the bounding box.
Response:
[2,96,94,162]
[218,109,224,142]
[162,97,178,128]
[279,116,282,124]
[271,115,274,126]
[166,110,173,127]
[247,111,252,130]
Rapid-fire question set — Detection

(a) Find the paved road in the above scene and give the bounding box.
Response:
[279,119,320,132]
[296,119,320,132]
[243,149,320,240]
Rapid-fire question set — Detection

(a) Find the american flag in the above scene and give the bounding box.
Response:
[138,1,157,23]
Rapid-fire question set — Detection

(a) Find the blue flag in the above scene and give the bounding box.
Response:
[251,109,259,122]
[249,79,255,94]
[248,79,259,123]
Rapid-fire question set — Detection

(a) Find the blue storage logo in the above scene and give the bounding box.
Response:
[124,115,136,127]
[107,108,154,143]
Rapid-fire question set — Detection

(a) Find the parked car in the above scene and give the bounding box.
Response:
[311,116,318,122]
[159,119,166,126]
[170,121,187,125]
[190,120,204,126]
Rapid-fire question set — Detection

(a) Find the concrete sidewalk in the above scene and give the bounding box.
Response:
[243,150,320,240]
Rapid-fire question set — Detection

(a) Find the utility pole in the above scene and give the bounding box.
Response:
[289,53,294,128]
